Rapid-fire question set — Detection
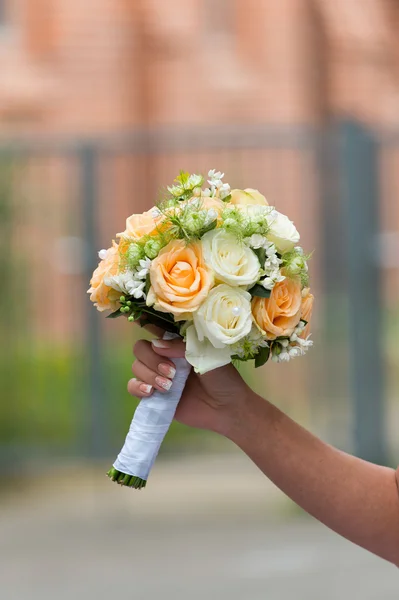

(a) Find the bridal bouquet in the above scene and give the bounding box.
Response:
[88,170,314,488]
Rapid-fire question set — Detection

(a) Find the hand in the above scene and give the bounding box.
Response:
[128,336,251,436]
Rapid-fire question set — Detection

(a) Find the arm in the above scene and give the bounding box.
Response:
[226,391,399,566]
[128,337,399,566]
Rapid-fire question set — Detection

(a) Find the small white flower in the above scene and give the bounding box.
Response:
[280,339,289,348]
[262,277,275,290]
[135,257,151,279]
[265,242,277,258]
[289,346,304,358]
[151,208,161,218]
[202,188,211,198]
[296,336,313,349]
[205,208,218,224]
[219,183,231,199]
[98,249,108,260]
[128,277,146,297]
[245,234,267,249]
[208,169,224,181]
[279,352,290,362]
[187,174,203,188]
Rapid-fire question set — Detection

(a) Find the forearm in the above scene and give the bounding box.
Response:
[227,392,399,566]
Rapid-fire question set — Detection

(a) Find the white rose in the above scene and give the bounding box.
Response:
[202,229,260,287]
[193,284,253,348]
[267,210,300,254]
[185,325,232,374]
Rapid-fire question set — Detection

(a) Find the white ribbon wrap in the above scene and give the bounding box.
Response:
[113,332,191,480]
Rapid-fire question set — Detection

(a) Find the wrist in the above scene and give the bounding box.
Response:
[214,388,265,442]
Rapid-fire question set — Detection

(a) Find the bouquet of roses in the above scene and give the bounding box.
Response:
[88,170,314,489]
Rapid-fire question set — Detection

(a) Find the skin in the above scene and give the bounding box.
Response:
[128,333,399,567]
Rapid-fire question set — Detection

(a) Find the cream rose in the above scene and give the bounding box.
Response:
[267,210,300,254]
[202,229,260,287]
[117,207,164,241]
[230,188,268,206]
[193,284,253,348]
[252,277,302,340]
[146,239,214,319]
[87,241,120,312]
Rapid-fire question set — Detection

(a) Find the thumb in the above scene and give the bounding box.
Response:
[151,337,187,359]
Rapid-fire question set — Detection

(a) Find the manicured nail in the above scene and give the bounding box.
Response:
[152,339,171,349]
[155,376,172,391]
[139,384,153,394]
[158,363,176,379]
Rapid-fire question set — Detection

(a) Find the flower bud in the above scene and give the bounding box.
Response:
[127,243,143,268]
[144,238,162,259]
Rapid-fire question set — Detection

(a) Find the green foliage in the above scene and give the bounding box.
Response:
[167,171,204,200]
[253,247,266,266]
[282,248,312,288]
[106,308,124,319]
[254,345,271,368]
[248,283,271,298]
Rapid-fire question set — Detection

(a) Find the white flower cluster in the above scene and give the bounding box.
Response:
[207,169,231,200]
[243,236,285,291]
[271,321,313,363]
[167,174,204,198]
[231,326,269,359]
[104,257,151,300]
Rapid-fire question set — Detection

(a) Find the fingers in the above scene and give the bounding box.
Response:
[150,337,186,359]
[131,359,174,393]
[128,339,178,397]
[133,340,177,377]
[127,377,154,398]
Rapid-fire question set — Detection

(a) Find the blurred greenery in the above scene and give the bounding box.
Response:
[0,340,216,459]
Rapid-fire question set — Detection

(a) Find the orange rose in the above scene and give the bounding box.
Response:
[252,277,302,340]
[201,195,225,215]
[117,207,164,240]
[230,188,268,206]
[88,241,120,312]
[300,288,314,338]
[147,239,214,319]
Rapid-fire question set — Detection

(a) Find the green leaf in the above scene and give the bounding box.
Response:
[140,312,180,334]
[254,247,266,266]
[106,308,124,319]
[145,273,151,296]
[254,345,270,368]
[199,219,217,236]
[248,284,271,298]
[222,194,231,203]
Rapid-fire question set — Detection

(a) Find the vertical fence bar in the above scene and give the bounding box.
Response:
[79,144,106,458]
[339,120,387,464]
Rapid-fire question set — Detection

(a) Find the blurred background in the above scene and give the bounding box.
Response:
[0,1,399,598]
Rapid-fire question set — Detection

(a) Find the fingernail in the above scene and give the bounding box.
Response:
[152,339,171,349]
[139,384,153,394]
[158,363,176,379]
[155,376,172,391]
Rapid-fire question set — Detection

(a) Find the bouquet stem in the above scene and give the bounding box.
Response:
[107,332,191,490]
[107,467,147,489]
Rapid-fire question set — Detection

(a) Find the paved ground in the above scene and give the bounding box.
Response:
[0,455,397,600]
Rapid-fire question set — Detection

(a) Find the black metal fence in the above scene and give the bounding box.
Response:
[1,121,398,470]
